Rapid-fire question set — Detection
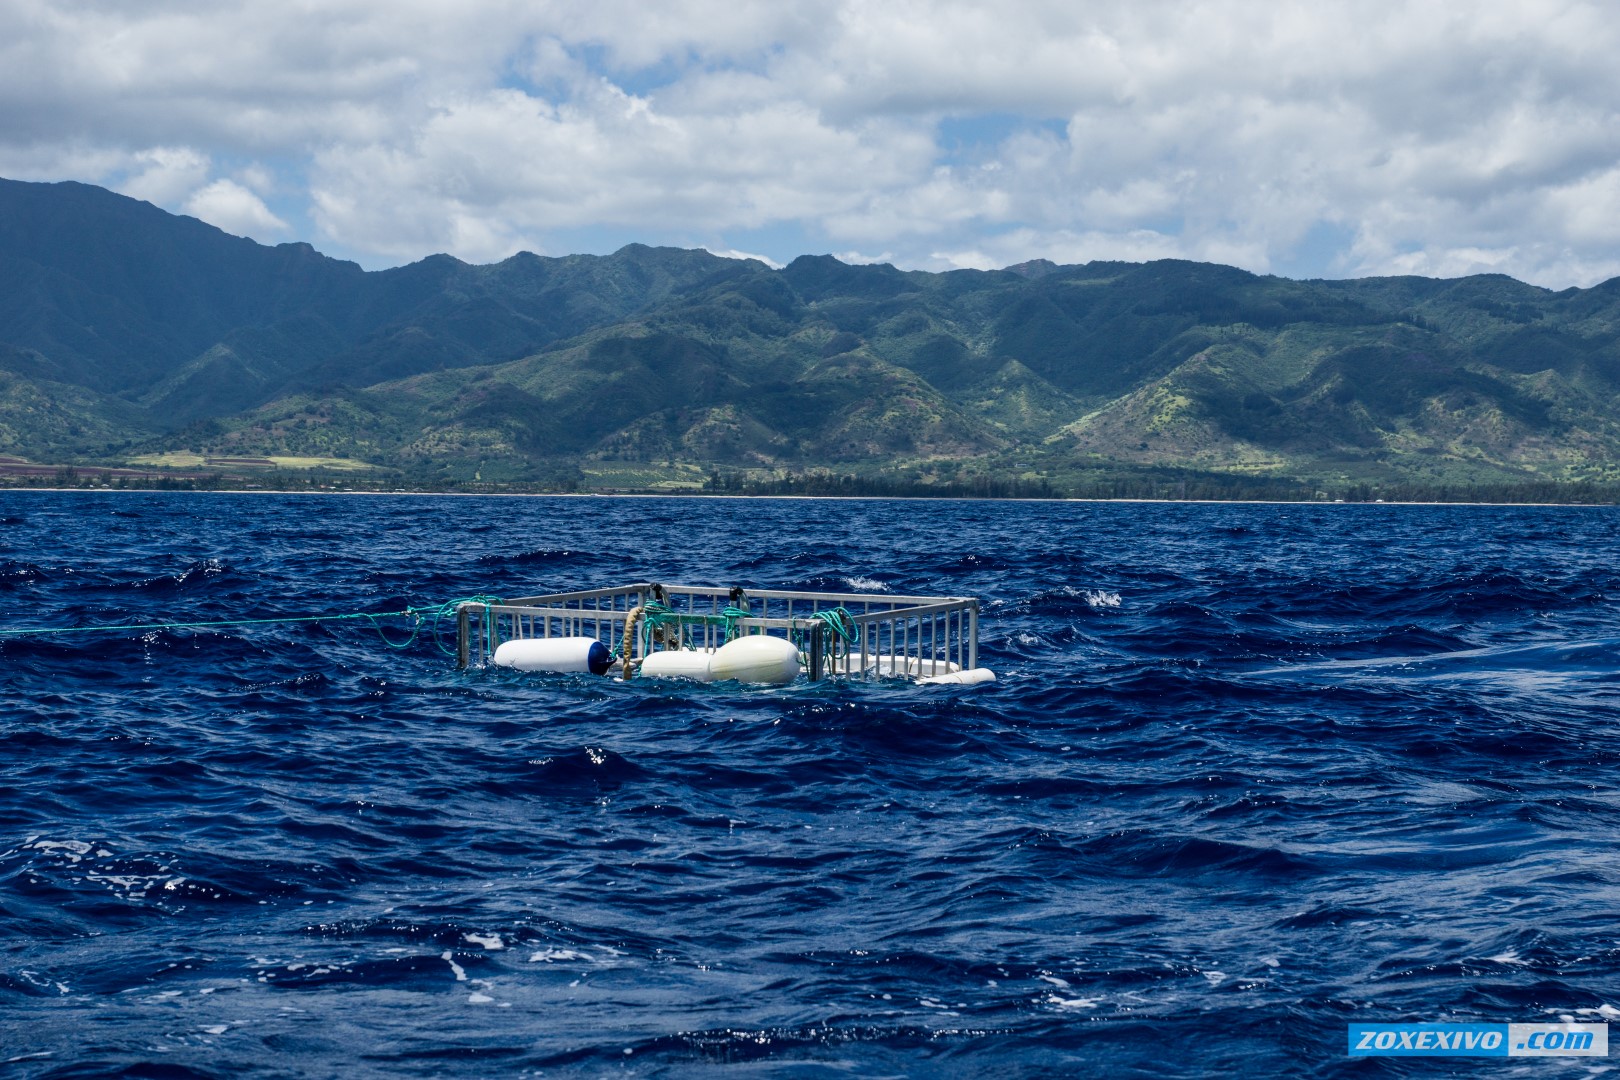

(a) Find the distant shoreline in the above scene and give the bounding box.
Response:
[0,486,1609,510]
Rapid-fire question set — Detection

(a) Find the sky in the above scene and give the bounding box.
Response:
[2,0,1618,287]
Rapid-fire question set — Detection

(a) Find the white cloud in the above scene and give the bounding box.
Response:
[117,147,211,206]
[705,248,783,268]
[307,83,934,262]
[0,142,131,184]
[234,163,277,197]
[0,1,1618,286]
[832,249,897,266]
[930,228,1188,273]
[182,178,289,241]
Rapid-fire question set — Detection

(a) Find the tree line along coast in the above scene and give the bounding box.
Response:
[4,177,1620,504]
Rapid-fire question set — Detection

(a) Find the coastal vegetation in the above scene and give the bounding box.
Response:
[5,178,1620,502]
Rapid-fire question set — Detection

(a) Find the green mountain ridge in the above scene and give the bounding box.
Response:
[5,176,1620,495]
[0,178,759,424]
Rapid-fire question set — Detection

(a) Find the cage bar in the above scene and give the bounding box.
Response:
[455,582,981,682]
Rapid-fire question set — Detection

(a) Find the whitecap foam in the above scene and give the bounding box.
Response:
[1043,993,1100,1010]
[84,871,188,902]
[22,839,96,862]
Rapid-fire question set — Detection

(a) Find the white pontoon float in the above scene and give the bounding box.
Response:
[456,583,993,685]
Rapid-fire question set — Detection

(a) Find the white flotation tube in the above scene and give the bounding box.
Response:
[861,655,963,677]
[918,667,997,685]
[638,649,717,682]
[492,636,613,675]
[708,635,802,685]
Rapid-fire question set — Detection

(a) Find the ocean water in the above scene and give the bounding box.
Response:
[2,491,1619,1078]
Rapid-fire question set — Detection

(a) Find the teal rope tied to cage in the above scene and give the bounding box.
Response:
[720,605,753,641]
[376,594,506,657]
[0,593,506,659]
[638,600,756,653]
[638,599,678,652]
[801,605,858,661]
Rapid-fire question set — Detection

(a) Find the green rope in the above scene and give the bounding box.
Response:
[379,595,506,657]
[0,593,507,658]
[639,601,755,652]
[799,606,858,660]
[720,605,753,640]
[0,612,398,637]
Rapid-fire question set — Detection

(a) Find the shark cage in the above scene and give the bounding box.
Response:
[455,583,994,685]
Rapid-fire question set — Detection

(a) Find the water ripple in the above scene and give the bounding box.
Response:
[2,493,1618,1076]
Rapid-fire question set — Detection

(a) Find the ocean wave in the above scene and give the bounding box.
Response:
[5,493,1620,1076]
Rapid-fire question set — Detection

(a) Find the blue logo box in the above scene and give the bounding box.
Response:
[1349,1023,1607,1057]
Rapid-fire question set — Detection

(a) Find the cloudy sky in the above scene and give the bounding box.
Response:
[2,0,1617,286]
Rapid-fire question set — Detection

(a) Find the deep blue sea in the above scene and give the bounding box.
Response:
[3,491,1619,1078]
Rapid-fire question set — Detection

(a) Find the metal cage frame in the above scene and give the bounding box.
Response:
[456,582,979,680]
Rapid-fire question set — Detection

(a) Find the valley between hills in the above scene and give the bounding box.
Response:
[5,177,1620,501]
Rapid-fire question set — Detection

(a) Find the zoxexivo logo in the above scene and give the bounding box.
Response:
[1349,1023,1607,1057]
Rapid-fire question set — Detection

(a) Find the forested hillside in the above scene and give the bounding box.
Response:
[5,177,1620,497]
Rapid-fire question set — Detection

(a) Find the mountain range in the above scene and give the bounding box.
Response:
[4,176,1620,496]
